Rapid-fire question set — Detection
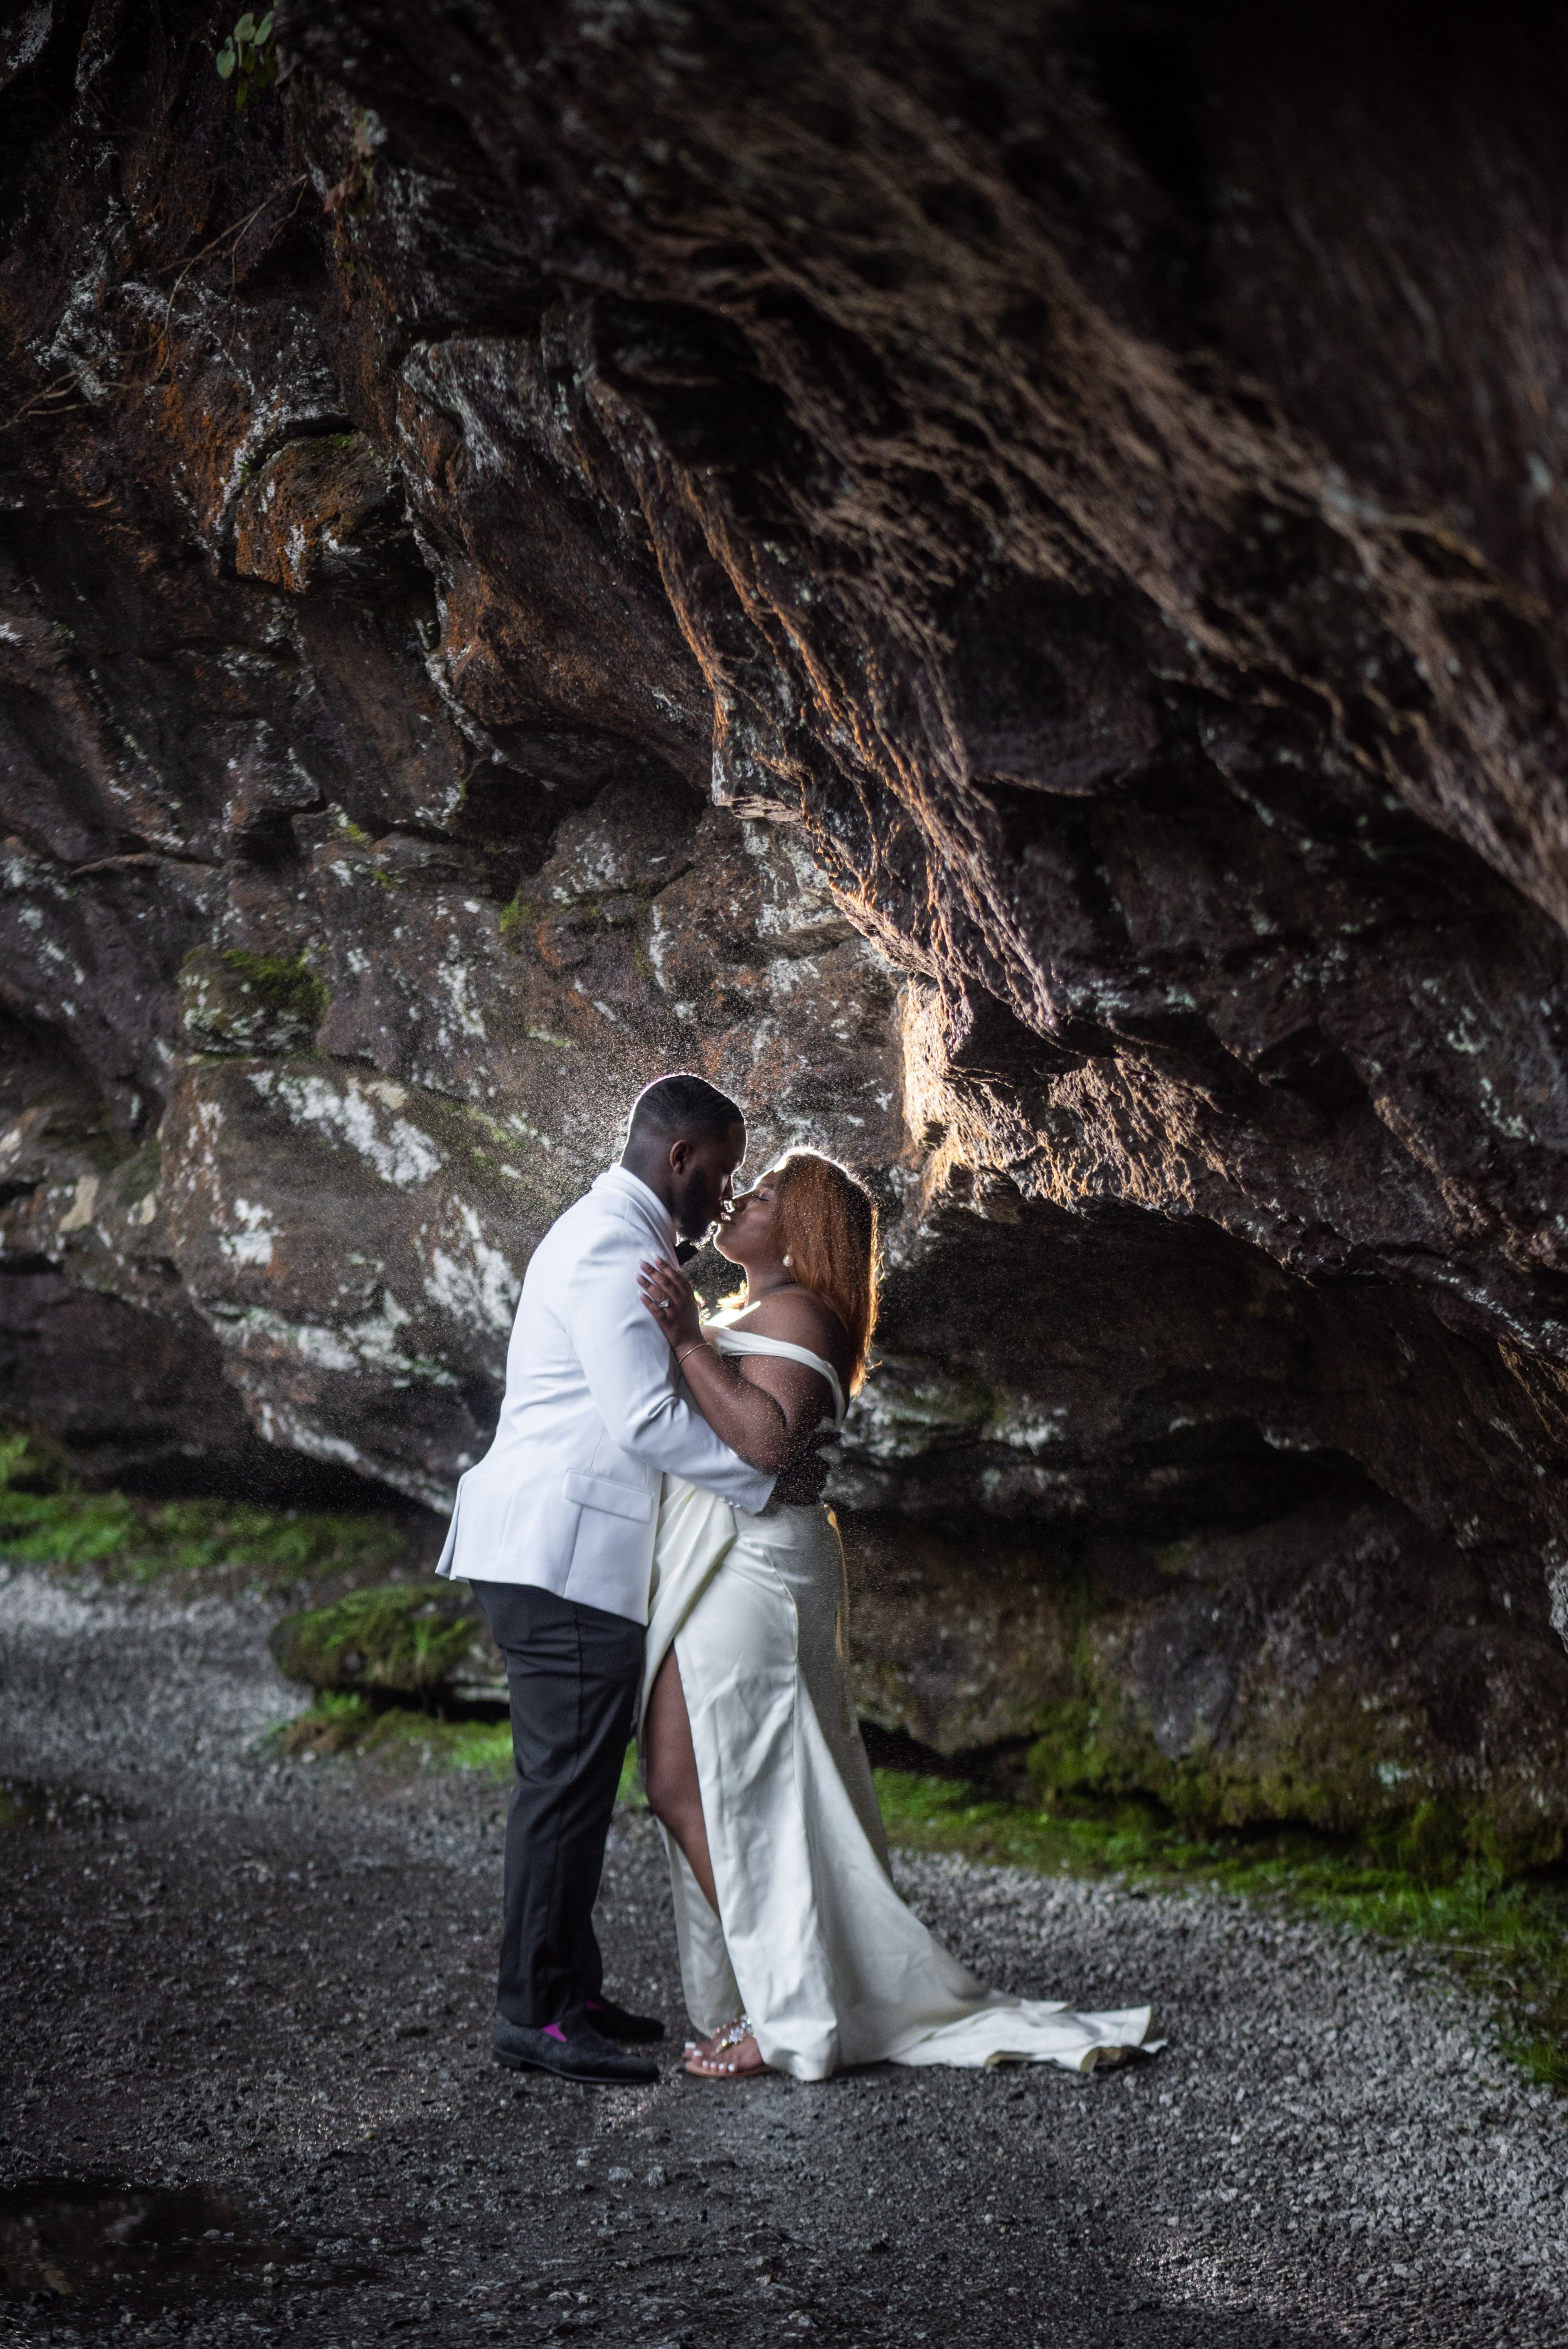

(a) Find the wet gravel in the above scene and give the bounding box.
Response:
[2,1562,1565,2347]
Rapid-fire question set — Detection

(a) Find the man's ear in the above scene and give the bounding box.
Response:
[667,1136,692,1175]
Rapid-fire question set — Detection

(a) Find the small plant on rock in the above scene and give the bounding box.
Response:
[215,12,277,110]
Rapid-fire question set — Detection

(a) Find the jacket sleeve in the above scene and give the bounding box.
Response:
[565,1212,776,1512]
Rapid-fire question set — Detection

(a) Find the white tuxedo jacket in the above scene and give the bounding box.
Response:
[437,1165,773,1621]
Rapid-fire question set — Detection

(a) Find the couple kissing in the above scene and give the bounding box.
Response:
[438,1073,1157,2086]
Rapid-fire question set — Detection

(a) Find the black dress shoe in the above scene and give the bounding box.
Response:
[493,2017,658,2085]
[583,1994,666,2044]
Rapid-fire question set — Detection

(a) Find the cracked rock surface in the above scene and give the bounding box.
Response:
[2,3,1568,1839]
[1,1569,1566,2348]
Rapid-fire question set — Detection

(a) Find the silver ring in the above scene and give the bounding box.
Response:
[658,1300,669,1312]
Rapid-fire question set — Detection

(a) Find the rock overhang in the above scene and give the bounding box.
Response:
[1,0,1567,1852]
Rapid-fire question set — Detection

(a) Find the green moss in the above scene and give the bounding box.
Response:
[275,1703,649,1810]
[178,947,328,1056]
[278,1694,513,1773]
[269,1582,485,1696]
[617,1738,646,1809]
[1017,1638,1563,1877]
[874,1768,1568,2093]
[220,949,328,1024]
[1387,1796,1471,1879]
[0,1428,409,1590]
[1025,1694,1128,1801]
[498,896,534,941]
[1025,1679,1256,1832]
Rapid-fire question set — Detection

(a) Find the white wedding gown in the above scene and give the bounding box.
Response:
[637,1320,1159,2081]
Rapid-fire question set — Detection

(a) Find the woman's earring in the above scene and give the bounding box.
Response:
[782,1252,792,1266]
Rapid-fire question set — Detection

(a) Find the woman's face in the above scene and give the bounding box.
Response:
[714,1168,783,1268]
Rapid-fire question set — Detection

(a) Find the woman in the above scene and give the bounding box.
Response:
[635,1148,1157,2082]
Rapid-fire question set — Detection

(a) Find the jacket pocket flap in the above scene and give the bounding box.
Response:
[563,1470,655,1523]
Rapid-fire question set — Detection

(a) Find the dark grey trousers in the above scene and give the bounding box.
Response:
[469,1580,644,2028]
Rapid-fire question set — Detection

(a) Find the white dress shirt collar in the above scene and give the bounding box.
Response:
[593,1162,677,1246]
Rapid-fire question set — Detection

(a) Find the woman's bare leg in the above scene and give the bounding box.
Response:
[642,1650,768,2078]
[642,1648,718,1912]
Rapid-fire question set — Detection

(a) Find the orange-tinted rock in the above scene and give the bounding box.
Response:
[232,433,411,596]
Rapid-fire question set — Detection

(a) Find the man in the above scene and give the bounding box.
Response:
[437,1072,775,2084]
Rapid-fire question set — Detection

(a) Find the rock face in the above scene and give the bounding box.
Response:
[3,0,1568,1858]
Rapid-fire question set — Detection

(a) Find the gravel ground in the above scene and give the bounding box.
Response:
[1,1562,1565,2348]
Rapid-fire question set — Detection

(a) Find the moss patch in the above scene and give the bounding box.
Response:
[0,1429,410,1591]
[1020,1635,1565,1877]
[275,1700,648,1808]
[220,948,328,1022]
[278,1694,513,1773]
[875,1769,1568,2093]
[269,1583,488,1697]
[178,946,328,1054]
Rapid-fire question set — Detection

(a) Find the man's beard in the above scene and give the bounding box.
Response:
[671,1180,717,1246]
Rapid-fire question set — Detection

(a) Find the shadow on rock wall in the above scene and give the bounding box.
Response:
[1,0,1567,1857]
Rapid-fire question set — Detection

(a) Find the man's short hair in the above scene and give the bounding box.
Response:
[627,1072,745,1144]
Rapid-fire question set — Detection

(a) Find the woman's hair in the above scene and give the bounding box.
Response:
[769,1149,881,1392]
